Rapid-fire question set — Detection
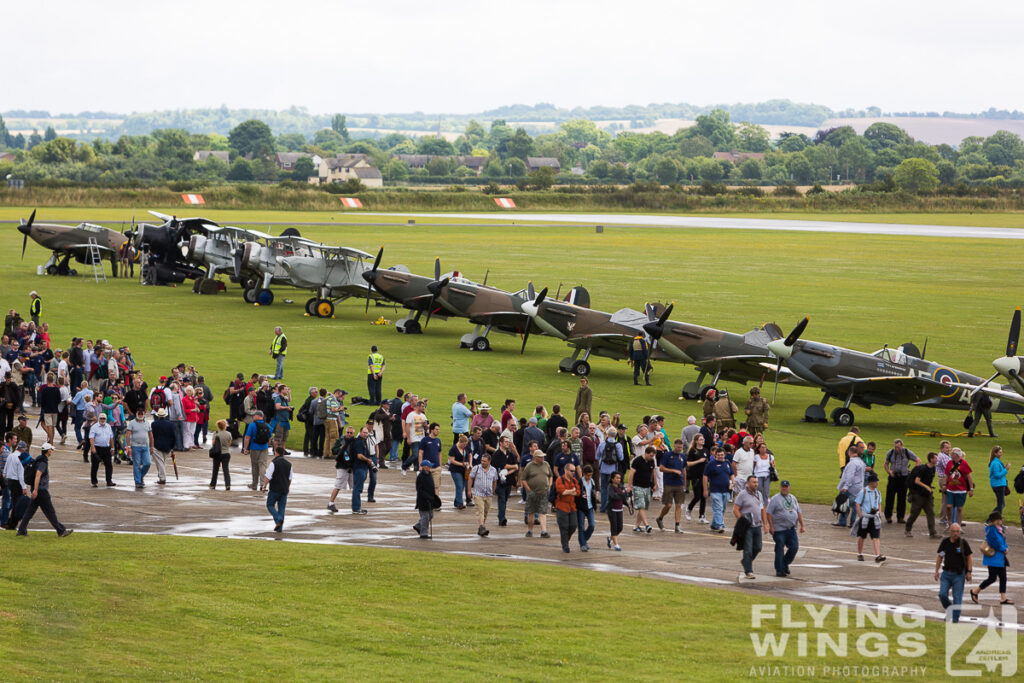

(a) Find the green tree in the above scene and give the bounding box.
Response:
[506,157,526,177]
[892,157,939,192]
[0,114,8,147]
[416,137,456,155]
[735,122,770,152]
[312,128,347,152]
[482,157,505,177]
[837,139,874,181]
[557,119,611,148]
[608,163,630,183]
[292,156,316,181]
[228,119,275,158]
[778,133,809,153]
[227,158,254,181]
[426,156,455,176]
[786,153,813,183]
[506,128,534,160]
[653,156,680,183]
[739,158,763,179]
[464,120,486,146]
[44,126,57,142]
[678,135,713,158]
[28,130,42,149]
[691,109,735,148]
[34,137,76,163]
[277,133,308,152]
[331,114,350,141]
[588,159,610,179]
[382,159,410,181]
[863,122,909,151]
[821,126,857,148]
[529,166,557,189]
[981,130,1024,166]
[154,128,193,162]
[935,160,956,185]
[486,119,512,156]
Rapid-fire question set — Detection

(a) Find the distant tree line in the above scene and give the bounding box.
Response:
[3,110,1024,192]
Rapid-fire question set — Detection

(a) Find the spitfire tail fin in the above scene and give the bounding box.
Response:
[564,286,590,308]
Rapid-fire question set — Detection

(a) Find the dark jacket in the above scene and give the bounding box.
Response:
[730,515,751,550]
[151,418,177,452]
[415,469,439,511]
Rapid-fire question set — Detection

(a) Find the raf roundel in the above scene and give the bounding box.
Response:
[932,367,960,398]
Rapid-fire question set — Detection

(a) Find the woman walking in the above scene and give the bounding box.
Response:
[971,511,1013,605]
[754,443,775,503]
[448,434,470,509]
[605,471,625,551]
[988,446,1008,514]
[685,434,708,523]
[209,419,232,490]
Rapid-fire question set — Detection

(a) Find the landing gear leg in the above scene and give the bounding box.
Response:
[461,324,492,350]
[558,347,582,373]
[397,311,423,334]
[804,393,829,423]
[682,371,707,400]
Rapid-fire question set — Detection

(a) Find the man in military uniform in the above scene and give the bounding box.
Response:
[367,345,385,405]
[744,387,770,434]
[702,388,717,422]
[713,389,738,430]
[13,415,32,451]
[29,292,42,326]
[629,335,651,386]
[269,326,287,380]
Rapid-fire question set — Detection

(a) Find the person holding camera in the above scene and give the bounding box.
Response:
[451,393,476,446]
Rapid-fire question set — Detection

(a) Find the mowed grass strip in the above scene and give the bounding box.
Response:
[1,213,1020,522]
[0,533,951,681]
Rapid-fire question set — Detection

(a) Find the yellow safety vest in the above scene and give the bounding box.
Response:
[368,352,384,374]
[30,298,41,316]
[271,334,287,356]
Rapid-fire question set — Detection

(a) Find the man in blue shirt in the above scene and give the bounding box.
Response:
[656,439,687,533]
[451,394,474,445]
[553,439,580,476]
[854,473,886,563]
[703,447,734,533]
[598,429,623,513]
[243,410,272,492]
[418,422,443,495]
[351,425,374,514]
[71,381,93,450]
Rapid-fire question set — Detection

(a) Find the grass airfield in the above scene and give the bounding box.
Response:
[1,206,1021,680]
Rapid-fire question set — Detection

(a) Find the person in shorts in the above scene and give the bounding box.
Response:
[521,447,552,538]
[854,473,886,563]
[655,439,687,533]
[629,446,657,533]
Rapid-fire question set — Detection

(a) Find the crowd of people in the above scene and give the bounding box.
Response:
[2,308,1020,621]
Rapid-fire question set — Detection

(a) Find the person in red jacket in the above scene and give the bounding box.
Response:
[554,463,579,554]
[182,386,199,450]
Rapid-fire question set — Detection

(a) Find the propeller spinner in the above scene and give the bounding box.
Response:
[519,287,548,354]
[766,316,809,403]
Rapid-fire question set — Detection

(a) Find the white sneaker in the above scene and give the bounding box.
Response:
[401,469,407,477]
[700,516,709,524]
[744,572,756,580]
[685,510,691,521]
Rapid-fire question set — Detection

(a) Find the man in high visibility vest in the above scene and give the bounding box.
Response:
[270,327,287,380]
[630,335,651,386]
[367,345,385,404]
[29,292,42,325]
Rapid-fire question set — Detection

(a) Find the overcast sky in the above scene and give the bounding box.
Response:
[8,1,1023,116]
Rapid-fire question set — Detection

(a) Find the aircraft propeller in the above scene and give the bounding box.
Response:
[519,287,548,354]
[19,209,36,259]
[988,307,1023,390]
[766,316,809,403]
[642,302,674,355]
[423,258,450,328]
[361,247,384,314]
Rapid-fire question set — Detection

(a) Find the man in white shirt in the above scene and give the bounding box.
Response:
[732,436,756,494]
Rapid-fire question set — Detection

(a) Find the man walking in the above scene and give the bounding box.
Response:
[470,453,499,537]
[883,439,920,523]
[835,445,865,527]
[263,447,292,532]
[89,413,116,488]
[553,462,579,553]
[704,447,733,533]
[854,473,886,563]
[366,345,385,405]
[629,335,651,386]
[270,326,287,380]
[935,523,973,623]
[628,446,658,534]
[766,480,805,577]
[597,428,623,513]
[150,408,175,485]
[905,452,938,538]
[521,446,552,538]
[17,443,73,537]
[243,411,272,491]
[414,462,437,539]
[655,438,687,533]
[126,408,153,489]
[734,475,767,579]
[489,436,518,526]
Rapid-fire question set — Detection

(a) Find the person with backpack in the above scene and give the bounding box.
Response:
[327,426,356,513]
[262,447,292,532]
[243,411,272,492]
[209,419,232,491]
[598,428,623,513]
[17,442,73,538]
[3,439,31,530]
[296,387,317,457]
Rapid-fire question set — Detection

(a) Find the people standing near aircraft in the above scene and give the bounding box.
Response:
[988,445,1008,514]
[744,387,770,434]
[883,439,920,524]
[837,426,864,473]
[967,390,996,438]
[943,447,974,525]
[269,326,287,380]
[574,377,592,425]
[629,335,651,386]
[29,292,41,326]
[367,345,385,404]
[714,389,738,429]
[854,473,886,563]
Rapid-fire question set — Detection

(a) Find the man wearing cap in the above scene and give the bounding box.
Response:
[744,387,770,435]
[521,446,553,538]
[854,472,886,563]
[367,345,385,405]
[13,414,32,451]
[126,408,154,489]
[270,326,287,380]
[150,408,176,485]
[89,412,117,487]
[17,442,72,537]
[766,480,805,577]
[243,411,272,491]
[29,292,41,326]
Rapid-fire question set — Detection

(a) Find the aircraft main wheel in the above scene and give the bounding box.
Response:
[833,408,854,427]
[315,300,335,318]
[46,265,58,275]
[571,360,591,377]
[257,289,274,306]
[243,287,257,304]
[471,336,490,352]
[305,297,318,316]
[404,320,422,335]
[199,278,219,295]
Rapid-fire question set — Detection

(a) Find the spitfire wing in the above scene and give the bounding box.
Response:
[698,355,809,386]
[64,243,118,253]
[566,332,634,354]
[466,310,531,329]
[833,374,957,405]
[949,383,1024,409]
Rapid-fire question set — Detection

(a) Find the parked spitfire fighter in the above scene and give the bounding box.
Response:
[518,293,800,394]
[17,209,126,276]
[277,242,381,318]
[360,249,455,334]
[766,317,1023,427]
